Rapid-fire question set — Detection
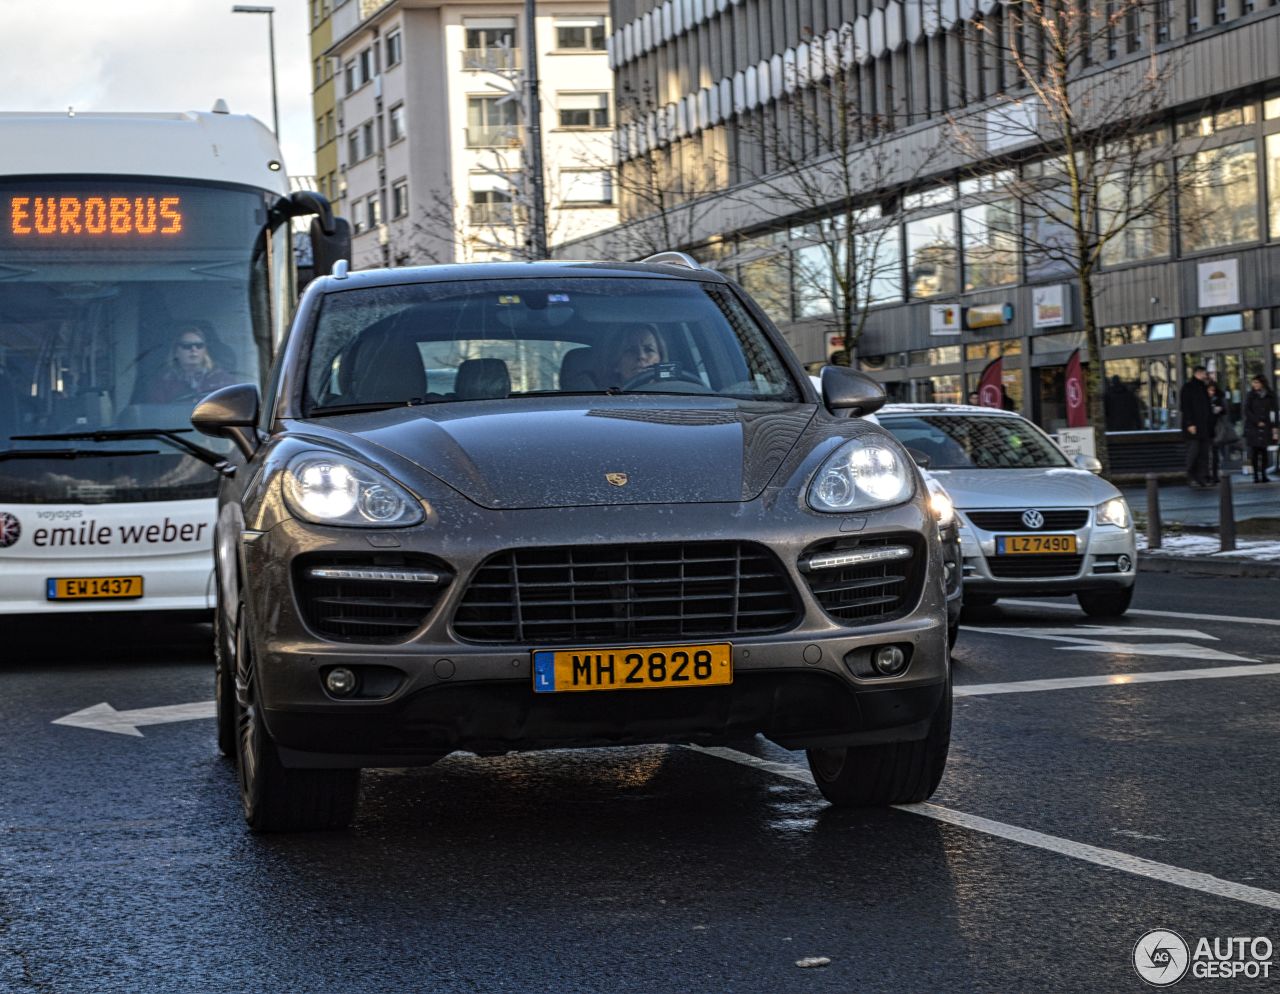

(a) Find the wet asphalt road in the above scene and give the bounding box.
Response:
[2,575,1278,993]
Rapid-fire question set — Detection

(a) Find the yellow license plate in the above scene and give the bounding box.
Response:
[47,576,144,600]
[996,534,1078,555]
[532,643,732,693]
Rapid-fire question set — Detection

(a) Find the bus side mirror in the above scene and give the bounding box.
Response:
[310,215,353,277]
[821,365,887,417]
[192,383,261,460]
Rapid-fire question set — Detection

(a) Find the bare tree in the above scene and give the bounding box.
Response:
[952,0,1200,474]
[727,31,944,363]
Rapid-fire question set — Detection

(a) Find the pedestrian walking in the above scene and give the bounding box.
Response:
[1179,366,1214,487]
[1242,375,1278,483]
[1206,382,1237,483]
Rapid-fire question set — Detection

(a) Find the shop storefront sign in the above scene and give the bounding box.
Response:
[1055,427,1097,459]
[1197,259,1240,309]
[1032,284,1073,329]
[965,303,1014,330]
[930,304,961,335]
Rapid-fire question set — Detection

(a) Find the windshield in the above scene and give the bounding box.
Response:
[303,277,801,414]
[0,179,274,502]
[879,413,1071,469]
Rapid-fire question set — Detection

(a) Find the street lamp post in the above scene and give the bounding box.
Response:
[231,4,280,137]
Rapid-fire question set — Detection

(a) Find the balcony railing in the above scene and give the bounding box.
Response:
[468,203,526,226]
[465,124,525,148]
[462,47,520,71]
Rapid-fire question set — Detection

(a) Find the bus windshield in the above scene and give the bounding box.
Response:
[0,179,274,502]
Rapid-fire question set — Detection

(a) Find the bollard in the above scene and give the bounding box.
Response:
[1145,473,1162,550]
[1219,473,1236,553]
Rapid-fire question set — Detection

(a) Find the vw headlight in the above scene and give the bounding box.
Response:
[808,438,913,512]
[1096,497,1130,529]
[925,477,955,528]
[282,452,423,527]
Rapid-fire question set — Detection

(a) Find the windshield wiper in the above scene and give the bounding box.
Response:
[10,428,232,474]
[307,398,445,417]
[0,446,160,462]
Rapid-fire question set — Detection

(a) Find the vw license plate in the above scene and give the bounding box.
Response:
[533,643,732,693]
[996,534,1078,555]
[47,576,144,600]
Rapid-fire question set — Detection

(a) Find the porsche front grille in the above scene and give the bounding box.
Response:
[452,542,799,645]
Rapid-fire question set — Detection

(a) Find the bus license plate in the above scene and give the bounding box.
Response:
[47,576,144,600]
[996,535,1078,555]
[532,643,732,693]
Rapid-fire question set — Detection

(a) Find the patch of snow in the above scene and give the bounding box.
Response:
[1137,532,1280,562]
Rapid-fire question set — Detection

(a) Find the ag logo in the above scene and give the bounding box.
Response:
[1021,509,1045,529]
[1133,929,1190,986]
[0,512,20,549]
[979,383,1002,407]
[1066,379,1083,408]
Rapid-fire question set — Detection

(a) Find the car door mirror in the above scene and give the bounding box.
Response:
[192,382,261,460]
[1072,452,1103,474]
[907,447,931,469]
[821,365,887,417]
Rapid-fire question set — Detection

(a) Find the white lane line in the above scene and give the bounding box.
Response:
[1001,599,1280,629]
[688,745,1280,912]
[955,663,1280,697]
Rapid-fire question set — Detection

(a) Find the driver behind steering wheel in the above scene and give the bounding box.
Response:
[140,323,238,404]
[599,322,666,388]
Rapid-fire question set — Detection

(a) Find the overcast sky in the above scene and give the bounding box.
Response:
[0,0,317,176]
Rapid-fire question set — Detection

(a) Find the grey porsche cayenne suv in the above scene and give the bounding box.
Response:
[193,257,952,831]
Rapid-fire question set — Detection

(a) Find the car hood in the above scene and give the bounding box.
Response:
[321,396,818,510]
[923,467,1121,509]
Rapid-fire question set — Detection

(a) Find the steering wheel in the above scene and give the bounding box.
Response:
[619,365,709,392]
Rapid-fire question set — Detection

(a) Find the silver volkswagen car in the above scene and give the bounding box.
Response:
[877,404,1136,617]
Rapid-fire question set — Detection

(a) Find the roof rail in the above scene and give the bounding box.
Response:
[639,251,702,270]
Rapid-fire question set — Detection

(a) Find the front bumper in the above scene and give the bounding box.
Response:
[240,497,949,768]
[959,516,1137,597]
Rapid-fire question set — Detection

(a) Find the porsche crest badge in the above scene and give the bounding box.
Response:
[606,472,629,487]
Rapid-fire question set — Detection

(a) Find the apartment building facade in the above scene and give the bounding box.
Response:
[563,0,1280,468]
[312,0,618,268]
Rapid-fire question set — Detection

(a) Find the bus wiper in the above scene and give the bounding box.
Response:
[0,446,161,462]
[10,428,232,474]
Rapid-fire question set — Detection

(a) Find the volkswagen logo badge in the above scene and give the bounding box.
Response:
[0,511,20,549]
[1021,508,1045,530]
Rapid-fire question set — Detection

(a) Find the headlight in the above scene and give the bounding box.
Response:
[925,477,955,528]
[808,438,913,512]
[282,452,423,527]
[1096,497,1130,529]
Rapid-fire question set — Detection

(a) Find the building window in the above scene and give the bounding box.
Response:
[366,194,382,229]
[314,57,324,88]
[555,16,607,51]
[1266,134,1280,239]
[344,60,356,94]
[392,180,409,219]
[352,195,366,234]
[347,132,360,165]
[386,30,402,68]
[466,95,520,147]
[359,47,375,85]
[469,187,518,226]
[316,116,326,146]
[906,213,958,298]
[325,110,335,143]
[464,18,518,70]
[388,103,405,143]
[1179,140,1260,252]
[1197,312,1251,335]
[1177,102,1257,139]
[1099,163,1171,265]
[362,121,376,158]
[557,92,610,129]
[560,169,613,204]
[961,200,1019,290]
[1155,0,1171,40]
[1104,356,1176,430]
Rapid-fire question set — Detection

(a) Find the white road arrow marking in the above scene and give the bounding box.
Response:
[984,625,1223,640]
[955,662,1280,697]
[964,626,1257,663]
[52,700,215,737]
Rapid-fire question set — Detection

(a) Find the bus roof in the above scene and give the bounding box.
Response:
[0,109,290,196]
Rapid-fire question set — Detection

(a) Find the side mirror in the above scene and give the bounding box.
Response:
[820,365,887,417]
[192,382,261,461]
[907,447,931,469]
[310,215,353,277]
[1073,453,1103,474]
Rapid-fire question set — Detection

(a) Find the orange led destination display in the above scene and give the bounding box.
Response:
[9,195,183,238]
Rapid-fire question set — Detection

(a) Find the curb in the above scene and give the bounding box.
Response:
[1138,552,1280,579]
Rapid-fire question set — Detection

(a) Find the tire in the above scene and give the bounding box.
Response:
[805,662,952,808]
[947,618,960,651]
[213,598,236,758]
[1077,586,1134,618]
[235,600,360,832]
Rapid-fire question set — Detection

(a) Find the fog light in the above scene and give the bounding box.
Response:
[1117,554,1132,572]
[871,645,907,676]
[326,667,358,696]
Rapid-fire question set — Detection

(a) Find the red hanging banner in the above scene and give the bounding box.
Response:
[1065,348,1088,428]
[977,357,1004,408]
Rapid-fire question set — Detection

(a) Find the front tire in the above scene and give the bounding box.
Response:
[235,600,360,832]
[1077,586,1134,618]
[805,664,952,807]
[213,600,236,758]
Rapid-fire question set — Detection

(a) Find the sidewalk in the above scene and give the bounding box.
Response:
[1120,476,1278,529]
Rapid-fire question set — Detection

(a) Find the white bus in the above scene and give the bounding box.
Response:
[0,107,347,614]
